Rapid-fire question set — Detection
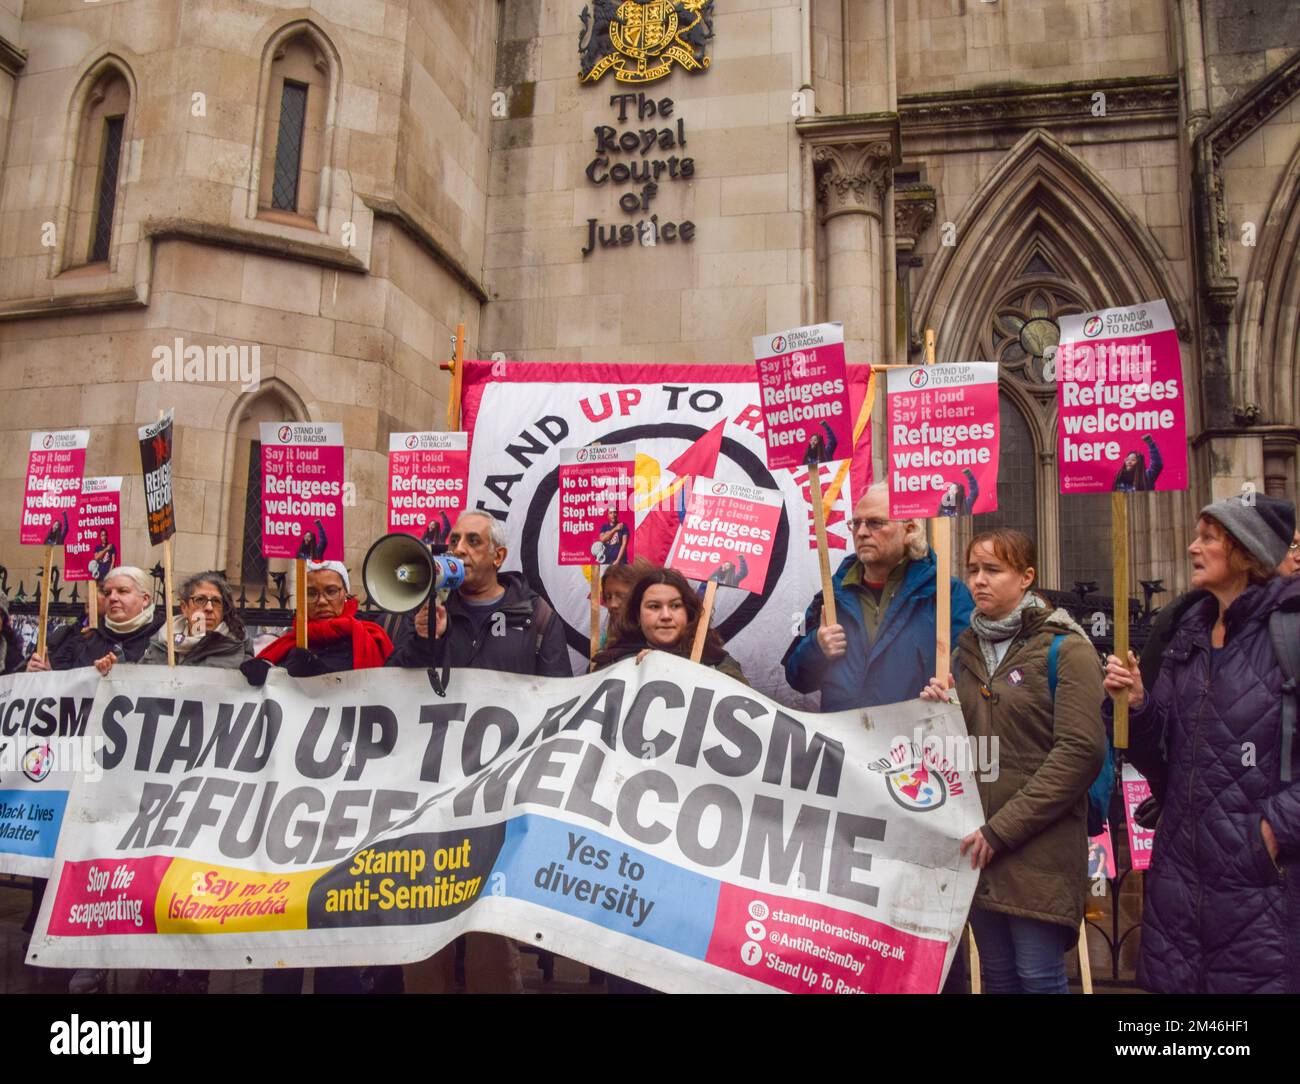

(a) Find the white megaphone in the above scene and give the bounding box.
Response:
[362,532,465,613]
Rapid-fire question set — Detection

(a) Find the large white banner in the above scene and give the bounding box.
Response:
[29,659,980,993]
[461,361,874,703]
[0,669,100,877]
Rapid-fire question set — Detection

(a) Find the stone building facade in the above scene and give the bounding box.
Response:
[0,0,1296,604]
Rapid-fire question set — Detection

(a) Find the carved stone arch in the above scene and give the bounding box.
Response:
[912,130,1194,593]
[913,129,1192,360]
[215,378,312,589]
[246,17,345,229]
[1236,140,1300,424]
[55,48,141,272]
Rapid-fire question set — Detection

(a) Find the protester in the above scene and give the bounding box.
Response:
[1280,525,1300,577]
[921,528,1106,994]
[596,508,629,565]
[1103,495,1300,993]
[136,571,249,669]
[1135,502,1300,803]
[783,482,974,710]
[708,555,748,588]
[130,572,249,995]
[593,567,746,683]
[1111,434,1162,492]
[0,595,23,675]
[598,557,654,648]
[21,566,165,994]
[421,510,452,546]
[938,468,978,517]
[387,511,570,994]
[802,419,837,466]
[26,566,163,674]
[89,529,117,584]
[592,565,745,993]
[294,517,328,561]
[387,511,570,678]
[242,560,397,994]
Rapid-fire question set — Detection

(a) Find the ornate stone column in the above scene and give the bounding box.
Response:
[797,116,900,363]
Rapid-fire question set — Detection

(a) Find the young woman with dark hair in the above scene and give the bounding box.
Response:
[1111,434,1162,492]
[592,567,746,682]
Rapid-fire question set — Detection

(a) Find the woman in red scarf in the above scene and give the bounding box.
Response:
[241,561,397,995]
[242,561,392,681]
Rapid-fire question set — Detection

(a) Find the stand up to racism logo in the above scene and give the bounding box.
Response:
[579,0,715,84]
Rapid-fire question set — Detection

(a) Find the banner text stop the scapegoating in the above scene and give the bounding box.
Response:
[96,677,893,909]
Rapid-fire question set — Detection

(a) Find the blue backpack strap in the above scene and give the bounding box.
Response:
[1048,632,1112,835]
[1047,633,1065,698]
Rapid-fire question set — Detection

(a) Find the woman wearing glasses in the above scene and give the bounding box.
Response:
[242,559,397,994]
[135,572,248,996]
[138,572,249,669]
[920,528,1106,993]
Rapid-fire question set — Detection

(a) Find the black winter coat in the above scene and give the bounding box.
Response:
[1117,574,1300,992]
[386,572,572,678]
[48,612,167,669]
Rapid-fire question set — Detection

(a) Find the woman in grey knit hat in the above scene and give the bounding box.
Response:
[1103,494,1300,992]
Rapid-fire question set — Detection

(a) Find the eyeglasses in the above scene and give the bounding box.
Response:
[849,517,891,534]
[186,595,224,609]
[306,586,345,601]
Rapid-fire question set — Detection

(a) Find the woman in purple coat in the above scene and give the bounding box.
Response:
[1104,494,1300,992]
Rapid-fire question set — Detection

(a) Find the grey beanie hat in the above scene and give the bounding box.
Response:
[1199,494,1296,568]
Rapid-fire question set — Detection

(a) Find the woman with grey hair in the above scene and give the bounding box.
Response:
[26,565,164,674]
[135,572,248,996]
[136,571,248,670]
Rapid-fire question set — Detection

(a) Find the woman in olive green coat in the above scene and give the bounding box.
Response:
[922,528,1105,993]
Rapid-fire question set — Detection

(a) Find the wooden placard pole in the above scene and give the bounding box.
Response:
[925,330,953,685]
[441,323,466,432]
[158,409,177,667]
[1111,492,1130,747]
[35,544,54,660]
[691,580,718,663]
[296,558,309,650]
[590,565,602,659]
[1078,919,1094,994]
[968,928,981,994]
[162,537,177,667]
[808,470,837,627]
[88,580,98,629]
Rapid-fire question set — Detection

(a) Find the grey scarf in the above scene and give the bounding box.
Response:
[969,592,1045,675]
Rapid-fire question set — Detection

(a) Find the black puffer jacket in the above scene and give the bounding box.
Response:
[1115,575,1300,992]
[387,572,572,677]
[49,612,167,669]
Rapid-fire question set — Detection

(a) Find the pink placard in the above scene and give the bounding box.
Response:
[753,323,852,471]
[1056,300,1188,494]
[387,431,469,541]
[64,477,123,583]
[887,363,999,520]
[666,478,781,593]
[705,882,949,994]
[21,430,89,546]
[557,444,635,567]
[259,422,345,561]
[1121,763,1155,871]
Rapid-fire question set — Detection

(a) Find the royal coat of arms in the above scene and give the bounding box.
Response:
[579,0,715,84]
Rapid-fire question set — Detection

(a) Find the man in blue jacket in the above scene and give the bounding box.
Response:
[783,483,975,710]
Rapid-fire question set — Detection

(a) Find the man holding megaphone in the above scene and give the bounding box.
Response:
[375,510,571,995]
[383,511,571,680]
